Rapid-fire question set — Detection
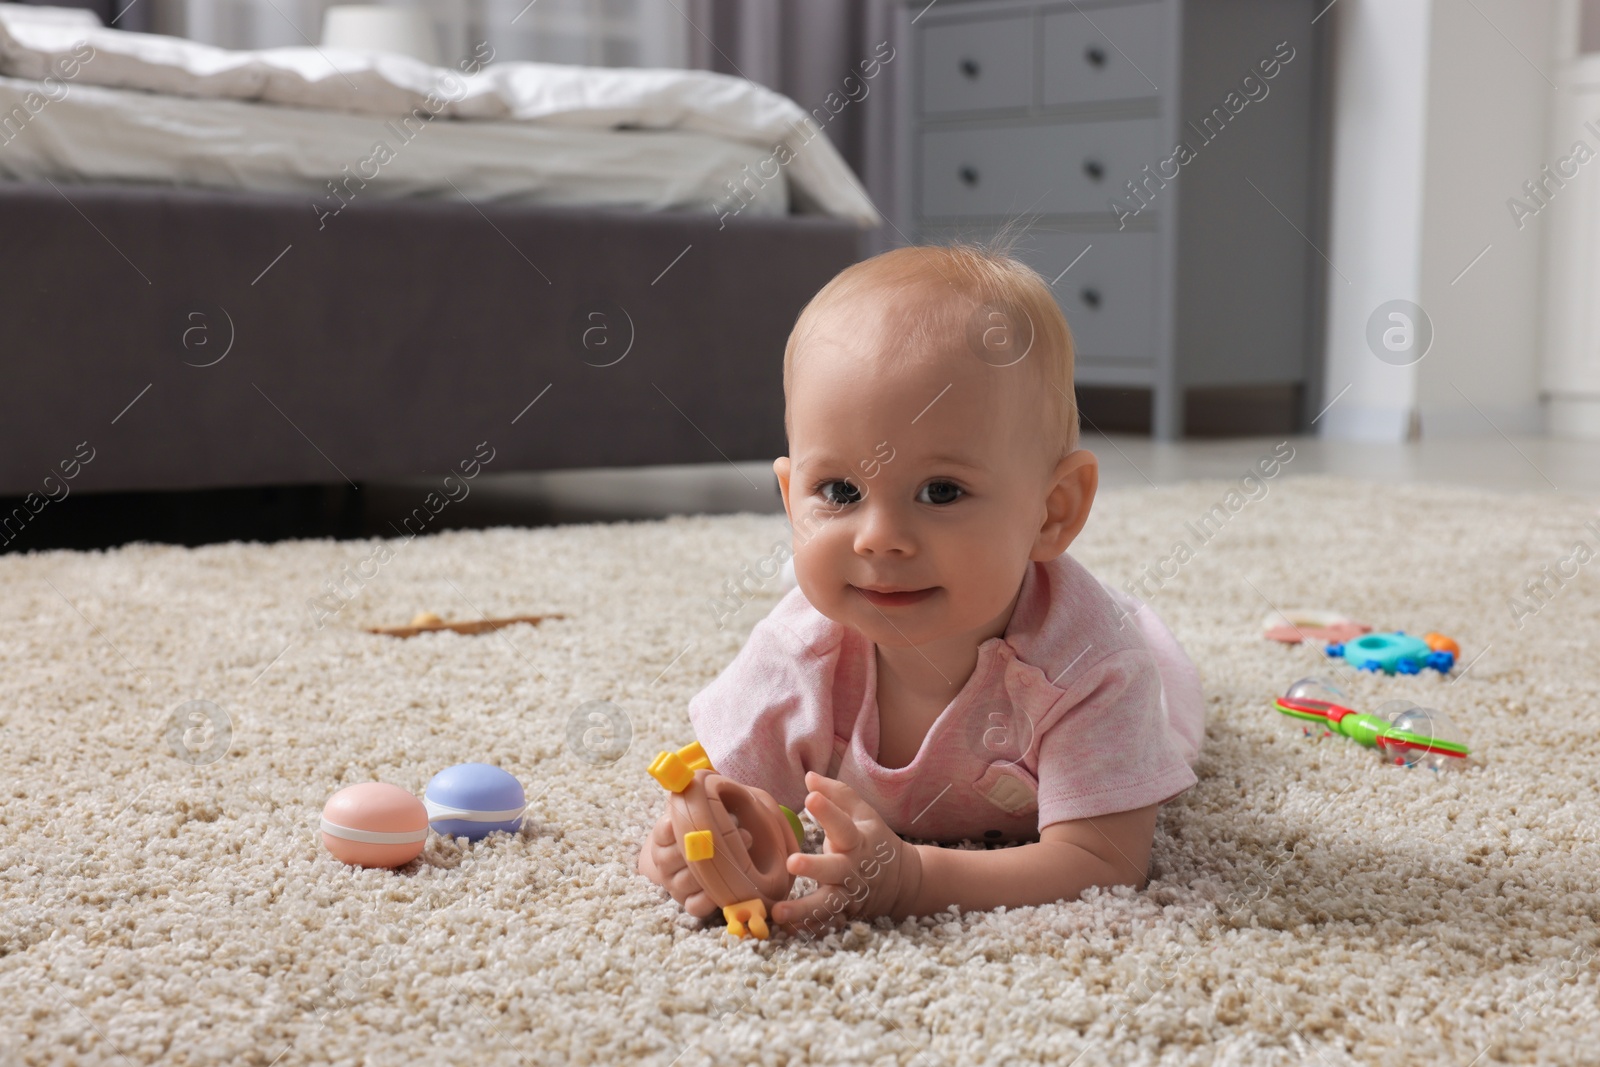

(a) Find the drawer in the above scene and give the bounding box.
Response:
[1025,231,1158,360]
[1042,2,1168,107]
[919,118,1162,219]
[919,229,1158,360]
[919,14,1034,115]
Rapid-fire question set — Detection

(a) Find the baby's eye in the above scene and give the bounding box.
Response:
[917,481,963,505]
[817,480,863,506]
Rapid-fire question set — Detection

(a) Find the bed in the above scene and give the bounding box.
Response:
[0,6,872,499]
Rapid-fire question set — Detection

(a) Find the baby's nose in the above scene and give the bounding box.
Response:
[853,503,914,556]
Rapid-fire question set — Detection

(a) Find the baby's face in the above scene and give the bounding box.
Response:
[775,296,1086,651]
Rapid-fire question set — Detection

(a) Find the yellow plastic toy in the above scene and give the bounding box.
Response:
[648,742,803,940]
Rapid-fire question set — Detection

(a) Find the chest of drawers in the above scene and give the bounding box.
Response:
[889,0,1323,438]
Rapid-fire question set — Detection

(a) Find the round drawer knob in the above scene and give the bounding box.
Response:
[959,165,980,187]
[1085,45,1108,68]
[1080,287,1103,309]
[960,58,980,79]
[1082,159,1105,181]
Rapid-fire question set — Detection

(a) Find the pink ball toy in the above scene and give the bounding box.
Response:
[320,782,428,869]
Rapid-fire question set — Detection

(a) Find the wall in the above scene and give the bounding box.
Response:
[1320,0,1556,441]
[1414,0,1555,437]
[1542,3,1600,438]
[1318,0,1434,440]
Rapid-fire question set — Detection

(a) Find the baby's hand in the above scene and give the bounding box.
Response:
[773,772,922,932]
[638,808,752,921]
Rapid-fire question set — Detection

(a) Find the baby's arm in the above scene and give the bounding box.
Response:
[897,804,1157,917]
[772,773,1158,928]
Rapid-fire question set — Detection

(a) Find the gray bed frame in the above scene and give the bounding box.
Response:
[0,181,862,499]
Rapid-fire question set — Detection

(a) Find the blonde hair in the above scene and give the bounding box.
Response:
[782,243,1078,457]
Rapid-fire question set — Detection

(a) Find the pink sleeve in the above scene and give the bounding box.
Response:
[1034,648,1198,827]
[686,608,842,814]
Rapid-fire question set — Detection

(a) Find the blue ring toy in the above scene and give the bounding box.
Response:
[1326,631,1455,675]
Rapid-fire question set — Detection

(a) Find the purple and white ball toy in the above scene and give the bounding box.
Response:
[423,763,526,841]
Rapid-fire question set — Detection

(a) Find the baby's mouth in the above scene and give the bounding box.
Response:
[851,585,938,609]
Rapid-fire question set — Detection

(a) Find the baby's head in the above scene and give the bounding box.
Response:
[774,244,1099,651]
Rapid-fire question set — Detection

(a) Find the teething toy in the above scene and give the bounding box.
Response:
[424,763,526,841]
[1260,608,1371,645]
[321,782,430,868]
[1326,630,1458,674]
[1273,677,1470,769]
[648,742,803,939]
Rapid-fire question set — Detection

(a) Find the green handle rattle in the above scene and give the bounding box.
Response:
[1274,677,1469,769]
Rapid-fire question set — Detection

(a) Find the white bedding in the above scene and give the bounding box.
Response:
[0,4,881,224]
[0,74,790,216]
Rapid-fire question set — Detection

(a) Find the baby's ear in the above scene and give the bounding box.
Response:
[1032,450,1098,560]
[773,457,794,521]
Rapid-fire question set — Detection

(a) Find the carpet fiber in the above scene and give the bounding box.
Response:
[3,475,1598,1066]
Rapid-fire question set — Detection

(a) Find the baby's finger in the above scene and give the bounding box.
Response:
[738,827,754,850]
[653,840,686,877]
[804,772,878,818]
[787,850,857,887]
[804,789,863,853]
[666,864,701,904]
[773,885,850,931]
[683,888,720,921]
[651,816,677,847]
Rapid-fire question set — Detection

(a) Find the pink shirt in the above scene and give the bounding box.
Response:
[688,551,1204,844]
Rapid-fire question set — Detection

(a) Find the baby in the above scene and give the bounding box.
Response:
[639,244,1204,930]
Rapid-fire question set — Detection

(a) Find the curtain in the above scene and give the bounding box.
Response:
[684,0,896,187]
[686,0,897,247]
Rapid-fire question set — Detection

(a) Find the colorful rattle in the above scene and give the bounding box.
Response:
[648,741,804,940]
[1326,631,1460,675]
[1274,677,1470,769]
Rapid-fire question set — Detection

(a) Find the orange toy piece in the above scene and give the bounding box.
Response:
[648,741,802,940]
[1423,632,1461,657]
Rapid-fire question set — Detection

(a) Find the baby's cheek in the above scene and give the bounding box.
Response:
[818,589,859,630]
[955,556,1026,621]
[794,558,845,616]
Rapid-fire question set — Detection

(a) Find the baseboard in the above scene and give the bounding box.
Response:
[1073,387,1144,435]
[1416,401,1545,438]
[1547,396,1600,439]
[1319,400,1544,440]
[1077,384,1303,438]
[1314,402,1413,441]
[1184,384,1303,437]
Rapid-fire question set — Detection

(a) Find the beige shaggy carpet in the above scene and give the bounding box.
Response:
[2,474,1598,1066]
